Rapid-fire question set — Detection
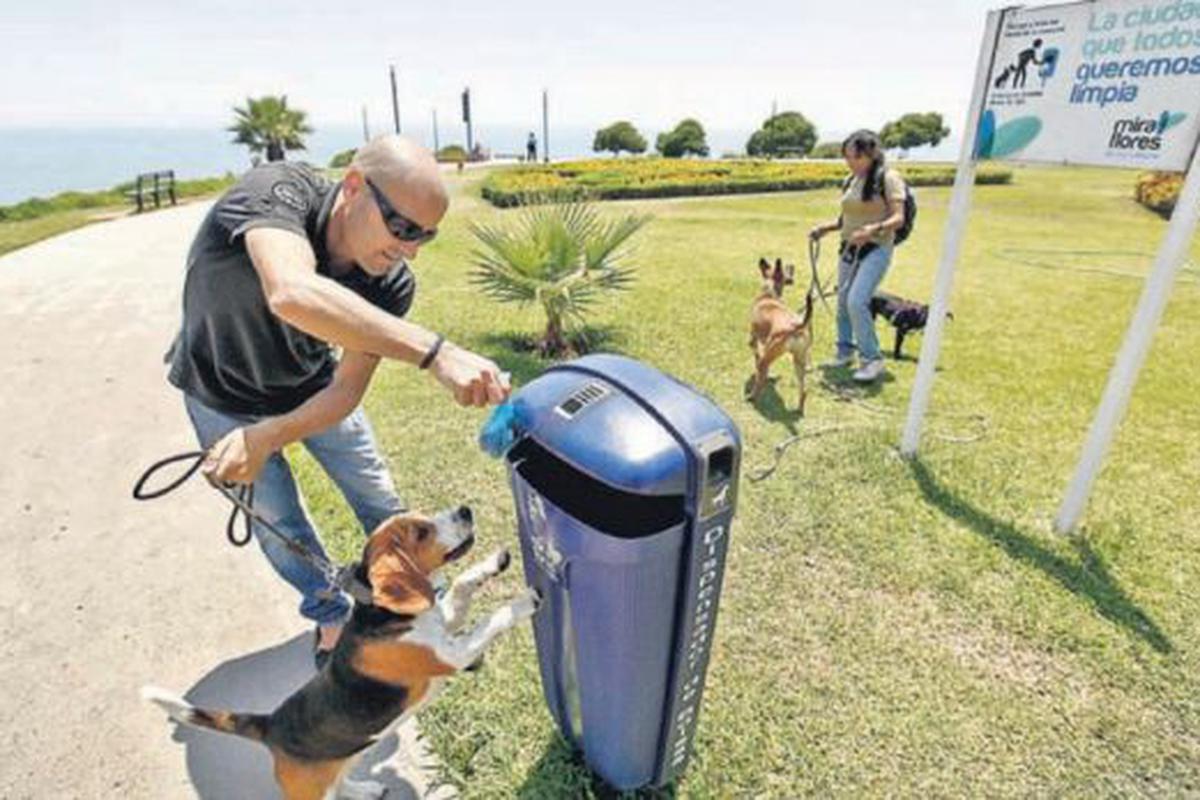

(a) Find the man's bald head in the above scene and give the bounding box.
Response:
[350,134,448,228]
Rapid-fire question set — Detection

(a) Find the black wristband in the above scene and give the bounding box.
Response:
[419,335,445,370]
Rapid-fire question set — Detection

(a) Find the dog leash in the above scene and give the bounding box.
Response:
[818,376,989,443]
[808,237,835,314]
[132,450,373,604]
[816,378,989,443]
[807,237,864,312]
[747,423,868,483]
[747,383,989,483]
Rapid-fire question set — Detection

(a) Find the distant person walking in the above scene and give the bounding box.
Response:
[808,130,907,383]
[526,131,538,163]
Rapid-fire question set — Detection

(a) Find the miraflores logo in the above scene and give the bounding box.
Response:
[1108,110,1187,151]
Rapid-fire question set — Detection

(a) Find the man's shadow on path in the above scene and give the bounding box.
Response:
[170,633,427,799]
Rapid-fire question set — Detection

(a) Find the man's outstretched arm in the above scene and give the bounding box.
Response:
[243,227,509,408]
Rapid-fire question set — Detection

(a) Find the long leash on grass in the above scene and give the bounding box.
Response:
[746,422,871,483]
[748,398,993,484]
[819,379,989,443]
[131,450,372,603]
[747,382,989,483]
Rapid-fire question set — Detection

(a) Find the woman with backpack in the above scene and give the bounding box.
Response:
[809,129,909,383]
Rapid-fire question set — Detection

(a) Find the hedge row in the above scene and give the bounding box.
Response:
[0,174,239,223]
[1134,171,1183,218]
[481,158,1013,207]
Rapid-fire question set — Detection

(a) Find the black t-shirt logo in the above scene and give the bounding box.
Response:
[271,180,309,213]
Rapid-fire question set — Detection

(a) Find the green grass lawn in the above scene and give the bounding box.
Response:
[0,175,237,257]
[292,163,1200,798]
[0,208,120,257]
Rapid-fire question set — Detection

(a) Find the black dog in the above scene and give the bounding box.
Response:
[869,292,952,359]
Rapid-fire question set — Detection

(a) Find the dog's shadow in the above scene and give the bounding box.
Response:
[173,633,427,800]
[744,376,804,435]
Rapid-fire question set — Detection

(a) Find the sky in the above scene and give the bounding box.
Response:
[3,0,1007,145]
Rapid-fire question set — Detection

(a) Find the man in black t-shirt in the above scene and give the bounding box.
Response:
[167,135,509,666]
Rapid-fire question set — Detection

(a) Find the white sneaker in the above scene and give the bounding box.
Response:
[821,353,855,369]
[852,359,886,382]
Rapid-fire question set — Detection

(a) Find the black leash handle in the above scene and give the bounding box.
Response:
[131,450,206,500]
[132,450,372,603]
[226,484,254,547]
[132,450,253,547]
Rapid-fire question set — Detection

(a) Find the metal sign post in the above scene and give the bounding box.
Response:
[542,89,550,164]
[901,8,1005,455]
[902,0,1200,533]
[1055,143,1200,533]
[389,65,400,134]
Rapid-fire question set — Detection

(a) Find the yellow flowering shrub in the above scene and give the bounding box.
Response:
[1134,172,1183,217]
[481,158,1013,207]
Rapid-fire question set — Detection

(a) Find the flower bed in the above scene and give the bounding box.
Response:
[1134,171,1183,218]
[481,158,1013,207]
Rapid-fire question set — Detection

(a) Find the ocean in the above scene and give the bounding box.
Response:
[0,124,960,206]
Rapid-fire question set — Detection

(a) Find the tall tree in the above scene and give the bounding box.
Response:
[656,119,709,158]
[593,121,648,156]
[228,95,313,162]
[879,112,950,156]
[746,112,818,158]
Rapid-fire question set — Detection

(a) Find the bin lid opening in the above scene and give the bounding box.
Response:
[508,438,686,538]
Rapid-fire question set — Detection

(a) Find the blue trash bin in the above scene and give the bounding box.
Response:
[502,354,740,790]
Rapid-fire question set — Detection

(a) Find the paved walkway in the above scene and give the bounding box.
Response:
[0,204,451,799]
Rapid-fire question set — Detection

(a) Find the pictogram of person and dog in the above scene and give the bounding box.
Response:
[993,37,1061,90]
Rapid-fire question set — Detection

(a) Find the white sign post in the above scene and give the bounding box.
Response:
[902,0,1200,534]
[1055,147,1200,533]
[900,8,1005,455]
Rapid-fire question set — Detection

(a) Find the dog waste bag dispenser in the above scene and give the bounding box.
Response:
[505,354,740,790]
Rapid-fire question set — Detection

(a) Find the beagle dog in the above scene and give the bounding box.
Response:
[748,257,815,413]
[143,506,540,800]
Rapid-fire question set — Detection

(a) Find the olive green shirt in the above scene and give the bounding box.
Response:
[840,169,906,247]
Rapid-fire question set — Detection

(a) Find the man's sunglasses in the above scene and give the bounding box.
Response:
[364,177,437,244]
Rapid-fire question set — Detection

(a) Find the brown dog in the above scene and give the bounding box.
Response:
[143,507,539,800]
[748,257,815,413]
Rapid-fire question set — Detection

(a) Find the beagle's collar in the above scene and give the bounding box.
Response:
[336,564,376,606]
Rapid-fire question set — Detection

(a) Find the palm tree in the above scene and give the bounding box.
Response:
[228,95,313,162]
[470,201,650,356]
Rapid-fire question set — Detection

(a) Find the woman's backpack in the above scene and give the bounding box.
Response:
[891,179,918,246]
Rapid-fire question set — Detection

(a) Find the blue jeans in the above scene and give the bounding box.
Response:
[183,393,404,625]
[836,244,893,362]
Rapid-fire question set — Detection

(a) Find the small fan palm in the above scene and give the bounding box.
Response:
[228,95,313,162]
[471,200,650,356]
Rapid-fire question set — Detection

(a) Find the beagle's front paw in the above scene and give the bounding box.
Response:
[487,548,512,576]
[511,587,543,621]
